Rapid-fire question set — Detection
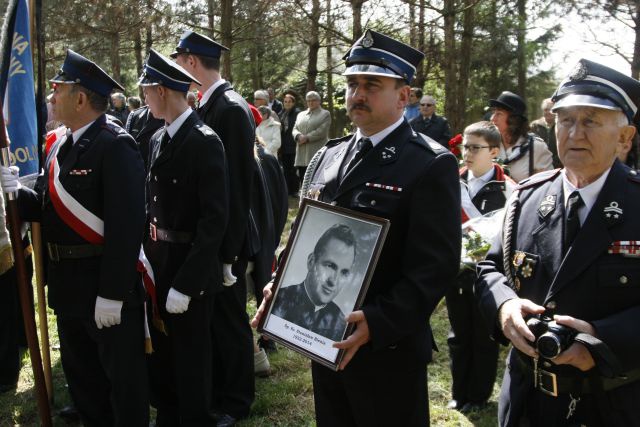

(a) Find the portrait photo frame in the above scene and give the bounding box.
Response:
[258,198,390,370]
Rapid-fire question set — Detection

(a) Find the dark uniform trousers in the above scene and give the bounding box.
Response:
[57,309,148,426]
[0,257,33,387]
[303,121,461,426]
[476,162,640,427]
[197,81,256,418]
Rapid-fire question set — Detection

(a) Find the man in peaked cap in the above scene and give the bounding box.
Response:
[253,29,461,425]
[139,48,228,426]
[476,59,640,426]
[489,90,553,182]
[173,30,256,426]
[0,49,149,425]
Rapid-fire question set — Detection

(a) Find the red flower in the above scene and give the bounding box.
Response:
[448,133,463,158]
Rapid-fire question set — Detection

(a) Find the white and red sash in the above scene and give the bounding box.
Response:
[47,135,162,352]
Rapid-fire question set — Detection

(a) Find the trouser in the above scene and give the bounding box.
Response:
[312,344,429,426]
[211,257,255,418]
[296,166,307,187]
[445,282,499,404]
[148,294,215,426]
[57,309,149,427]
[279,153,298,196]
[0,261,32,386]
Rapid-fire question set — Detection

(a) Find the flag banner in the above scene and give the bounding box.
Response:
[1,0,38,189]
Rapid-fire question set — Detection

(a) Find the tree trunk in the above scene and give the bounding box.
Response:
[306,0,321,92]
[415,0,426,87]
[408,0,416,47]
[453,0,474,133]
[442,0,456,127]
[488,0,498,97]
[207,0,216,38]
[221,0,233,82]
[351,0,365,41]
[145,0,153,53]
[633,2,640,79]
[110,31,121,85]
[516,0,526,98]
[134,28,143,98]
[326,0,335,136]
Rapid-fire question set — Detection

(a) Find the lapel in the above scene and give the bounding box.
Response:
[336,121,411,198]
[197,81,229,120]
[150,111,198,170]
[546,162,627,299]
[59,115,105,179]
[531,175,564,277]
[137,108,160,139]
[319,136,354,199]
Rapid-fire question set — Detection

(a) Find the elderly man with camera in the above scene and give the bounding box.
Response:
[475,59,640,427]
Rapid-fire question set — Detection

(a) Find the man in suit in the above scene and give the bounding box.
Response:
[409,94,452,147]
[140,49,228,426]
[125,104,164,171]
[1,50,148,426]
[271,224,356,342]
[172,30,256,426]
[475,59,640,427]
[254,29,461,426]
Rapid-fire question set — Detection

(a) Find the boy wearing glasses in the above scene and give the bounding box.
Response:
[446,121,516,413]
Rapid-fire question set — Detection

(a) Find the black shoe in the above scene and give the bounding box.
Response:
[446,399,465,410]
[58,405,81,422]
[459,401,488,414]
[216,413,237,427]
[0,383,16,394]
[257,336,277,353]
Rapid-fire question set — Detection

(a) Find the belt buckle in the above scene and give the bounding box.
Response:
[538,369,558,397]
[150,223,157,242]
[47,243,59,262]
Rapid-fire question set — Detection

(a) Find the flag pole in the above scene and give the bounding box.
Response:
[29,0,53,403]
[0,111,51,425]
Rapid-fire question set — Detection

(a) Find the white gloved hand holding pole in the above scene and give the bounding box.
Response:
[166,287,191,314]
[0,165,21,194]
[94,296,123,329]
[222,263,237,287]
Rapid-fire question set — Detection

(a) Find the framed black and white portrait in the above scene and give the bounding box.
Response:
[258,198,389,370]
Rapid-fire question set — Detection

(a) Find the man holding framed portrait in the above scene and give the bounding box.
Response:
[254,29,461,425]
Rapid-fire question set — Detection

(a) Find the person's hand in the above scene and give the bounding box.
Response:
[333,310,370,370]
[165,287,191,314]
[498,298,545,358]
[1,166,21,194]
[94,296,123,329]
[222,263,237,287]
[251,281,274,328]
[552,315,596,371]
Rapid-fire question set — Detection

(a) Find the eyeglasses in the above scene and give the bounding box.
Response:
[420,103,434,107]
[462,144,492,153]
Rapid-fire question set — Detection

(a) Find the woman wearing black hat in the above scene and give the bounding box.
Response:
[489,91,553,182]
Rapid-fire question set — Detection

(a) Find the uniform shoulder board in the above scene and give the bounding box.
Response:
[195,123,216,137]
[627,167,640,183]
[326,134,352,148]
[413,133,447,154]
[102,120,125,136]
[516,168,561,190]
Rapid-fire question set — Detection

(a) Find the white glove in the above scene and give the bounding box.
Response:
[166,287,191,314]
[222,263,237,287]
[94,296,123,329]
[1,166,21,194]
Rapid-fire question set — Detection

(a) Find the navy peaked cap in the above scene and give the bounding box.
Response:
[138,49,201,92]
[342,29,424,84]
[50,50,123,97]
[551,58,640,123]
[489,91,527,117]
[170,30,229,59]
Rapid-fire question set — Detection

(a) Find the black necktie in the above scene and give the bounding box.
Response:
[160,132,170,152]
[346,137,373,174]
[564,191,584,252]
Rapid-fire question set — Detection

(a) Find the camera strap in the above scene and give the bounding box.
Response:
[574,332,623,379]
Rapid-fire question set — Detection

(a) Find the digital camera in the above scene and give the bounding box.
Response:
[526,315,577,359]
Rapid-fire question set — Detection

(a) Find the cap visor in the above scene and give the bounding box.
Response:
[49,71,76,84]
[551,94,622,112]
[342,64,403,79]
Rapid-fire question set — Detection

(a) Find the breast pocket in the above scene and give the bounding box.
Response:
[65,174,95,191]
[350,188,401,217]
[598,263,640,289]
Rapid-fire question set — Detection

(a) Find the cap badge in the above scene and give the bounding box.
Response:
[569,61,588,81]
[361,31,374,48]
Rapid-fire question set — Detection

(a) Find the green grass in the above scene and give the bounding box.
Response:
[0,199,505,426]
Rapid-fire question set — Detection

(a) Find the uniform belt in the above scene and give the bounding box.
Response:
[47,243,103,262]
[149,224,193,244]
[517,353,640,397]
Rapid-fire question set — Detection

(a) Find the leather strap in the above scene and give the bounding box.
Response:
[47,242,103,262]
[149,223,193,244]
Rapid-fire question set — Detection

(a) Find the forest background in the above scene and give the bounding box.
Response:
[3,0,639,137]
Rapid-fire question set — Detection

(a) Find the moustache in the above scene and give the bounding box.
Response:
[348,103,371,113]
